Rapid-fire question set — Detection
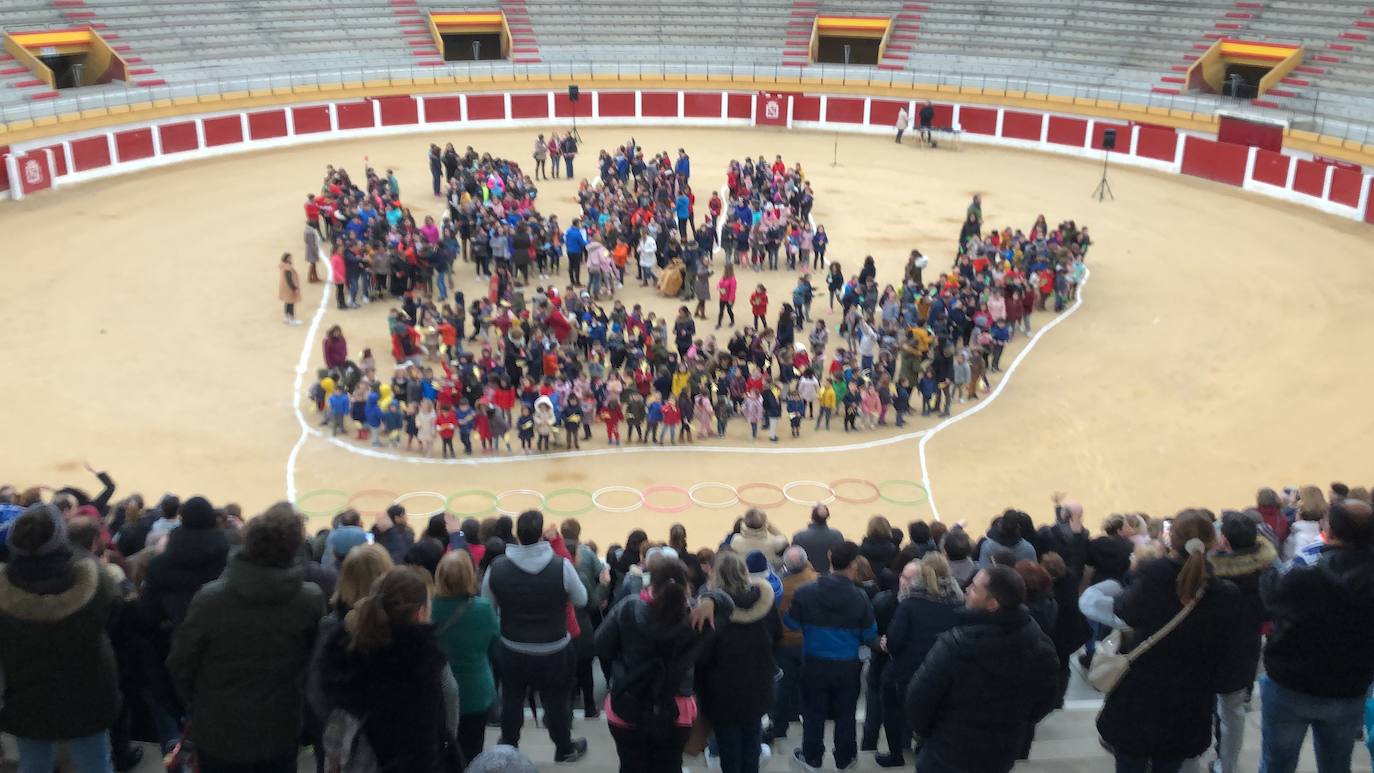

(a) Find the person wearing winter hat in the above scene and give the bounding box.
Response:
[745,549,783,601]
[0,503,122,773]
[324,524,370,570]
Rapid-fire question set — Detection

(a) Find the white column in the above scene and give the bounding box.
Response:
[415,97,425,125]
[372,99,382,128]
[458,94,468,122]
[819,95,828,124]
[327,103,339,132]
[1283,155,1297,190]
[750,92,757,126]
[862,97,871,127]
[1039,114,1049,144]
[1083,119,1095,149]
[634,90,642,118]
[951,104,961,131]
[719,91,727,121]
[106,132,117,164]
[593,90,601,119]
[1129,125,1140,156]
[1321,163,1334,200]
[1356,175,1372,218]
[284,108,296,137]
[44,147,56,181]
[240,113,250,141]
[785,95,794,129]
[546,90,555,119]
[677,90,684,118]
[1172,133,1186,170]
[150,126,163,155]
[994,108,1004,137]
[1243,145,1258,183]
[4,153,20,200]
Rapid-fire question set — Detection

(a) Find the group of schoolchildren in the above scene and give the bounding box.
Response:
[303,140,1090,455]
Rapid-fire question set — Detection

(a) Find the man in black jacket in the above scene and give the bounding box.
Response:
[1260,499,1374,773]
[791,504,845,573]
[905,566,1058,772]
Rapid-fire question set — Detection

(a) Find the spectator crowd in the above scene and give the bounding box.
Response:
[3,469,1372,773]
[296,140,1091,455]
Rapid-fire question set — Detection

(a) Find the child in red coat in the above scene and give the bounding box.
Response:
[599,399,623,446]
[749,285,769,329]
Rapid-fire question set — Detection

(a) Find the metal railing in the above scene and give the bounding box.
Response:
[2,59,1371,147]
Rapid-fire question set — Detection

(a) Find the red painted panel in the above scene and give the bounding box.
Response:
[114,127,155,162]
[641,91,678,118]
[291,106,331,134]
[466,94,505,121]
[553,92,581,118]
[423,96,462,123]
[958,106,997,135]
[867,98,906,127]
[1046,116,1087,147]
[1292,159,1327,198]
[726,93,753,120]
[70,135,112,171]
[1000,110,1042,141]
[598,91,635,117]
[378,96,419,126]
[43,144,68,176]
[510,93,549,120]
[792,95,821,122]
[1366,179,1374,225]
[335,101,375,130]
[0,144,8,192]
[1251,149,1291,187]
[1091,122,1130,153]
[1134,127,1178,162]
[1180,136,1247,187]
[1328,167,1363,208]
[158,121,199,154]
[683,91,722,118]
[825,96,864,124]
[247,109,287,140]
[16,150,52,195]
[202,115,244,147]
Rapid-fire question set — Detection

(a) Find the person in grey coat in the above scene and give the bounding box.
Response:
[792,504,845,573]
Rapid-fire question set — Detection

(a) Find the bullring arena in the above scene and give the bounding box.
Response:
[4,0,1374,770]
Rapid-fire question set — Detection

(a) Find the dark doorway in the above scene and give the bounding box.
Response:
[815,36,880,65]
[1221,63,1270,99]
[38,53,87,89]
[441,32,503,62]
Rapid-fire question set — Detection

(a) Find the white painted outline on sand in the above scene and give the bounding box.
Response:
[286,253,336,503]
[919,268,1091,522]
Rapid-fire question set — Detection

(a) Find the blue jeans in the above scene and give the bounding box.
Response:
[16,731,112,773]
[799,657,861,768]
[714,719,762,773]
[1260,673,1365,773]
[436,269,448,302]
[564,156,573,178]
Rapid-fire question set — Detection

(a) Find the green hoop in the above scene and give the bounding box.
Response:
[542,488,597,517]
[294,489,350,518]
[877,480,929,507]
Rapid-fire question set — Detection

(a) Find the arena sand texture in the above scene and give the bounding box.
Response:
[5,126,1372,547]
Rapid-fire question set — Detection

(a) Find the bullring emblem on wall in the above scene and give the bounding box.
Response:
[23,159,42,185]
[765,100,781,120]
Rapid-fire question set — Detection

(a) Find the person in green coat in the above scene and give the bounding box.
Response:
[433,549,500,762]
[167,504,325,773]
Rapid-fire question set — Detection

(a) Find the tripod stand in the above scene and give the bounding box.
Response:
[1092,148,1114,202]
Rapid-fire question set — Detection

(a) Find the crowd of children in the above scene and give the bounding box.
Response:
[303,142,1090,455]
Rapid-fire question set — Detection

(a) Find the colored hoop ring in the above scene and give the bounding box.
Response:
[347,489,401,516]
[294,489,350,518]
[688,482,741,509]
[641,485,693,514]
[877,480,929,507]
[494,489,547,517]
[829,478,882,505]
[393,491,447,517]
[543,488,597,517]
[737,482,787,509]
[782,480,837,507]
[591,486,645,513]
[444,490,499,518]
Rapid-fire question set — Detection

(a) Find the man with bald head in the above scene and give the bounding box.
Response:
[792,504,845,573]
[1260,499,1374,772]
[767,545,817,744]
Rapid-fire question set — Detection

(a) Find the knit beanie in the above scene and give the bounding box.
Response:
[180,496,217,530]
[745,550,769,575]
[7,503,68,558]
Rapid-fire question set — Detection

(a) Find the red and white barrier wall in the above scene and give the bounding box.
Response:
[2,88,1371,225]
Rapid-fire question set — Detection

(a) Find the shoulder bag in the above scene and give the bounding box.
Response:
[1088,587,1204,695]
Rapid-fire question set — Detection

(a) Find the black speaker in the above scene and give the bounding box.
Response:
[1102,128,1117,150]
[568,85,580,102]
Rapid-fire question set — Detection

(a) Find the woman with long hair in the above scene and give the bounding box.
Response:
[860,516,898,582]
[877,553,964,767]
[318,568,456,772]
[696,552,779,773]
[596,558,728,773]
[433,550,500,762]
[1096,510,1243,773]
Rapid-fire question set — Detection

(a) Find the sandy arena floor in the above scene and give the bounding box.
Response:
[5,126,1372,547]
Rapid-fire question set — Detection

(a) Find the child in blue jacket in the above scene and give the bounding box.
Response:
[328,386,350,435]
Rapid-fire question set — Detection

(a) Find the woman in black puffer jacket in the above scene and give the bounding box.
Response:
[696,552,780,773]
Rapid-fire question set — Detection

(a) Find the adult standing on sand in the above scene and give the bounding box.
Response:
[279,253,302,326]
